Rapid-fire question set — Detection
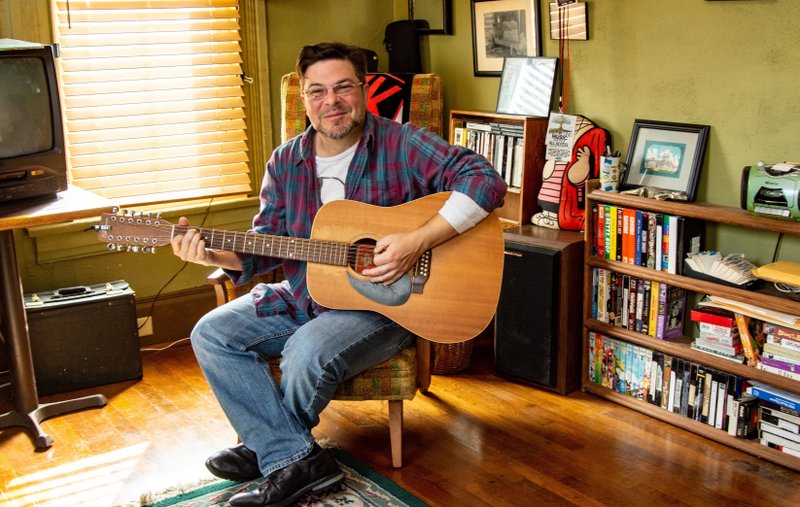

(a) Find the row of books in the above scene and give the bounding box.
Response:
[590,203,704,275]
[588,331,800,457]
[591,268,686,339]
[588,332,752,434]
[452,121,524,188]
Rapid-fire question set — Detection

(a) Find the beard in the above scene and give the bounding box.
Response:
[316,105,363,140]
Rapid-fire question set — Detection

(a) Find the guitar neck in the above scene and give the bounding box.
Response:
[183,226,351,267]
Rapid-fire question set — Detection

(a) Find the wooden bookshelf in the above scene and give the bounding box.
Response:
[581,179,800,471]
[448,110,547,226]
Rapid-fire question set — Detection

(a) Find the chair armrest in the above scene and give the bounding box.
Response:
[207,268,230,307]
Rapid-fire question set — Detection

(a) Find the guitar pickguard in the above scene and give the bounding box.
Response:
[346,272,412,306]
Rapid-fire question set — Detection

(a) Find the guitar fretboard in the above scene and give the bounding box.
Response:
[188,226,351,266]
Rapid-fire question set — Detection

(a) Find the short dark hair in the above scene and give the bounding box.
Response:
[295,42,368,83]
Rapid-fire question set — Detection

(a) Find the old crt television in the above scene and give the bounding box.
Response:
[0,40,67,203]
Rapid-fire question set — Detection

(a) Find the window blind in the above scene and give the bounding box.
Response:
[51,0,252,205]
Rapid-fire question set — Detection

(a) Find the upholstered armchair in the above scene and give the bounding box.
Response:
[206,71,444,468]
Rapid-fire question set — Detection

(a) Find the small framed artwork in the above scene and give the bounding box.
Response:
[621,119,710,202]
[496,56,557,117]
[470,0,541,77]
[409,0,453,35]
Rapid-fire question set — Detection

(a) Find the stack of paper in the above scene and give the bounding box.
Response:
[684,251,758,286]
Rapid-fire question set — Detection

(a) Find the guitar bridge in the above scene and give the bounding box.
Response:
[410,250,431,294]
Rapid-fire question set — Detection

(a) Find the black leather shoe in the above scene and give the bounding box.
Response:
[205,444,262,482]
[228,443,344,507]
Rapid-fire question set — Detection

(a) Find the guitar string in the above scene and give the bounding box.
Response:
[116,221,369,265]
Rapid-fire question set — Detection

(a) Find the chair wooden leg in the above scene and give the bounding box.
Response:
[388,400,403,468]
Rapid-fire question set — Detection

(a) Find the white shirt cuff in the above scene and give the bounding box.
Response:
[438,191,489,234]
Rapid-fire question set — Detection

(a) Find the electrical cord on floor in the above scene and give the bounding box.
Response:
[137,198,215,350]
[140,337,191,352]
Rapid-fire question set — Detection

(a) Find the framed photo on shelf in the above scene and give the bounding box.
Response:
[620,119,710,202]
[496,56,557,117]
[470,0,541,77]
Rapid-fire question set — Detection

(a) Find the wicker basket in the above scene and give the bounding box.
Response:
[431,339,474,374]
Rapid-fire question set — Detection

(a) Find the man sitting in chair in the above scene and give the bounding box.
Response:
[170,42,506,507]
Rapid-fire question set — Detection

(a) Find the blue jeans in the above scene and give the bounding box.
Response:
[190,293,414,475]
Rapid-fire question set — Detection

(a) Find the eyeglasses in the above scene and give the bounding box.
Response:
[302,81,364,101]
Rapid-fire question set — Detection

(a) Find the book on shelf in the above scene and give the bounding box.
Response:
[727,394,759,438]
[759,360,800,381]
[763,322,800,347]
[660,285,686,340]
[690,306,737,328]
[698,328,739,346]
[690,339,746,364]
[761,437,800,458]
[747,381,800,413]
[734,313,761,366]
[765,334,800,354]
[698,296,800,330]
[714,370,730,430]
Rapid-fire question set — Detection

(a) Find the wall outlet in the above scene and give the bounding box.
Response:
[137,316,153,337]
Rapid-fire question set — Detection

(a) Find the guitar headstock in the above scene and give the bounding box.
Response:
[95,209,173,253]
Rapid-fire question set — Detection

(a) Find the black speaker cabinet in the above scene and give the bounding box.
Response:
[495,226,584,394]
[23,281,142,395]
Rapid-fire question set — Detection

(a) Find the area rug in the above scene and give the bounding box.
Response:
[140,448,428,507]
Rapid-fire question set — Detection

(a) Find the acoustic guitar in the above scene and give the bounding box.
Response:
[95,192,504,343]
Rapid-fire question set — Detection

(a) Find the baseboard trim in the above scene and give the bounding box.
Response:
[135,285,216,347]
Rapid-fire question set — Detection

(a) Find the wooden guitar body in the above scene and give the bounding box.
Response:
[308,193,504,343]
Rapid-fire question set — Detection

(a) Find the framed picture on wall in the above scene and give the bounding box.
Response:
[496,57,557,116]
[471,0,541,77]
[620,119,710,202]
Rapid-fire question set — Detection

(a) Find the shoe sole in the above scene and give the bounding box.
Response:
[204,463,262,483]
[271,471,345,507]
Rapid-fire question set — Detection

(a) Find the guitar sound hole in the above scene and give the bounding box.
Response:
[350,238,377,273]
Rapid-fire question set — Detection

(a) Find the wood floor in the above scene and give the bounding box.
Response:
[1,339,799,506]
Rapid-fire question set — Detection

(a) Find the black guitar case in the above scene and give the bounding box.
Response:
[383,20,424,73]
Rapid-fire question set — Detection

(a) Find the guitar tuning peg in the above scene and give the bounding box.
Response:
[106,243,116,251]
[156,212,162,220]
[111,206,119,213]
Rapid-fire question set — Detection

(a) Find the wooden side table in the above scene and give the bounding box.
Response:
[0,186,114,449]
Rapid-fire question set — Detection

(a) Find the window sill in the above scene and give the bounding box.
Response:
[25,195,259,264]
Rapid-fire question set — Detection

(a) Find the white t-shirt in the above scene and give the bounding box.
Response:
[315,144,488,233]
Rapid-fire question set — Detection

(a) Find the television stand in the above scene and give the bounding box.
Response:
[0,186,113,449]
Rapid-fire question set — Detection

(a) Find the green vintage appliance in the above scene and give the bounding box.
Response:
[740,162,800,220]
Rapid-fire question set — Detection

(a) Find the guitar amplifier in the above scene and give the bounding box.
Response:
[23,280,142,395]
